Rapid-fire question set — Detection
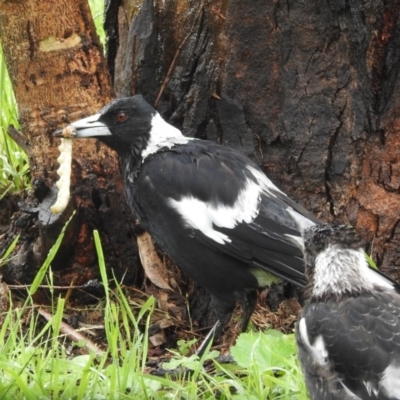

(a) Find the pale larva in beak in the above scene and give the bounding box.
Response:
[51,126,76,214]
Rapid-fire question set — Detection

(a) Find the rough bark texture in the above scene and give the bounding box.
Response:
[102,0,400,326]
[0,1,140,295]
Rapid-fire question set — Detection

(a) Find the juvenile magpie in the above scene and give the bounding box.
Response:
[297,224,400,400]
[54,96,399,354]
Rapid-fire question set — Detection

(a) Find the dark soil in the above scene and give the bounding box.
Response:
[0,194,19,234]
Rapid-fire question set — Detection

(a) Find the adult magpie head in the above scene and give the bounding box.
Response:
[54,96,157,154]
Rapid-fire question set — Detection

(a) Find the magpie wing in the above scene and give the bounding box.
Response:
[138,141,317,286]
[195,191,313,286]
[299,293,400,399]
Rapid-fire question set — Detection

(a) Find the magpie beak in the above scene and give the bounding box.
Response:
[54,114,111,138]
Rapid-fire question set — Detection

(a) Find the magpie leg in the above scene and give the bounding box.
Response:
[197,291,257,359]
[212,291,258,365]
[238,290,257,332]
[196,295,235,357]
[151,296,236,376]
[195,320,221,357]
[151,330,217,378]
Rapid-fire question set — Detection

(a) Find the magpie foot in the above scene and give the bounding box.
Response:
[150,365,192,378]
[215,354,236,364]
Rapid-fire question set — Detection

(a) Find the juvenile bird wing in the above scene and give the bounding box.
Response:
[299,292,400,399]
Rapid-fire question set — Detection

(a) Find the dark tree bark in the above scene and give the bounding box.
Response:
[2,0,400,341]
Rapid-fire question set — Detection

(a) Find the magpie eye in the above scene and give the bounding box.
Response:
[115,111,128,122]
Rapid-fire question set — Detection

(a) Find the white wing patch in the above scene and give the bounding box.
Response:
[168,175,262,244]
[142,113,190,160]
[298,318,329,366]
[380,363,400,398]
[168,196,231,244]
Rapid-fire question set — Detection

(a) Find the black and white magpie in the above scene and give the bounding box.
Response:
[54,96,399,355]
[297,224,400,400]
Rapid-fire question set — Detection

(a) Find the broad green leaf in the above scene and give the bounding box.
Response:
[231,330,297,371]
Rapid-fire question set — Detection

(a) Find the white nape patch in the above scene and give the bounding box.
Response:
[142,113,189,159]
[168,177,262,244]
[380,363,400,398]
[313,245,377,297]
[298,318,328,366]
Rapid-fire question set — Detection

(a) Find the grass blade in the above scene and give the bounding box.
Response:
[0,233,19,267]
[29,211,76,295]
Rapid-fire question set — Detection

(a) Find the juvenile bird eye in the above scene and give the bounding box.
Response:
[115,111,128,122]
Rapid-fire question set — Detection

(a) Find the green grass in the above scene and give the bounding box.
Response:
[88,0,106,48]
[0,225,308,399]
[0,44,30,199]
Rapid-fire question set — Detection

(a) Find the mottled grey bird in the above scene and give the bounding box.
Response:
[297,224,400,400]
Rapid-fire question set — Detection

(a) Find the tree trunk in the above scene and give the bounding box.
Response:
[0,1,140,296]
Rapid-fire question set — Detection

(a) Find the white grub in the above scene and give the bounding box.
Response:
[61,126,77,138]
[51,127,75,214]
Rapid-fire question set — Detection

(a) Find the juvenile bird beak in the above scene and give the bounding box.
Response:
[53,114,112,138]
